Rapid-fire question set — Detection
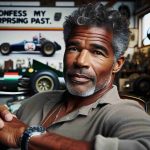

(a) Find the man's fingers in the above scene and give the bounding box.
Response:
[0,105,14,129]
[4,112,13,121]
[0,105,13,121]
[0,119,4,128]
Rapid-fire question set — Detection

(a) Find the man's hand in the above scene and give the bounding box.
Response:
[0,105,14,128]
[0,105,28,148]
[0,116,27,148]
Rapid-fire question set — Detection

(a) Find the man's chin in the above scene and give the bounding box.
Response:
[67,86,95,97]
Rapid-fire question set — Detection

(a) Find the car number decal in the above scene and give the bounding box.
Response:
[24,43,36,51]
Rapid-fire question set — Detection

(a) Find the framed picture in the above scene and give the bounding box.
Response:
[128,28,138,48]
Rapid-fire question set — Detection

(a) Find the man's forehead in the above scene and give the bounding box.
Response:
[70,26,113,38]
[69,26,113,42]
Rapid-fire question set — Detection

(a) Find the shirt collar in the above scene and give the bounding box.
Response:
[78,85,121,116]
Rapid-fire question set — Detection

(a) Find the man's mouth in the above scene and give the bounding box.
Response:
[69,73,92,84]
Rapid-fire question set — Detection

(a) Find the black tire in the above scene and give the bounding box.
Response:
[0,43,11,55]
[41,41,55,56]
[133,75,150,96]
[30,70,60,93]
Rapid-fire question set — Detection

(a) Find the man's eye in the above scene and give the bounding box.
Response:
[93,50,104,56]
[66,47,78,52]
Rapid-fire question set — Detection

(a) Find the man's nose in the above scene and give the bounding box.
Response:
[74,49,90,68]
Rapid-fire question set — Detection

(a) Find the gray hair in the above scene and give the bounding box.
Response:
[63,2,130,59]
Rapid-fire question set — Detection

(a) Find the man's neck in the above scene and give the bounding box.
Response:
[64,84,113,113]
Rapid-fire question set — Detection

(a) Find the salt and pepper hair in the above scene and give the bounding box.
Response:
[63,2,130,59]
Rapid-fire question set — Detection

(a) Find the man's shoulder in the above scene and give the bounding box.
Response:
[25,90,65,104]
[104,99,145,113]
[101,99,148,123]
[16,90,65,117]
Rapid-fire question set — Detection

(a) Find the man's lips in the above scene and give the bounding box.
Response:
[69,73,92,83]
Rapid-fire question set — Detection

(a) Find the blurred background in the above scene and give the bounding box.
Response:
[0,0,149,113]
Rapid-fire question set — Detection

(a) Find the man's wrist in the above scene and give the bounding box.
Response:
[20,126,46,150]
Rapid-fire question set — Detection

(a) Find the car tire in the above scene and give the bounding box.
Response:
[41,41,55,56]
[30,70,60,93]
[0,43,11,55]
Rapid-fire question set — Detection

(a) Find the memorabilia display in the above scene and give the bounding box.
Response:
[0,33,61,56]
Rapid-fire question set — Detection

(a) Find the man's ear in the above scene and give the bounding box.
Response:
[113,55,125,73]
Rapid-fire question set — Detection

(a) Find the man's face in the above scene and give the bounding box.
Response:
[63,26,116,97]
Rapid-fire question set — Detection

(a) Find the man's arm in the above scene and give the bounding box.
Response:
[95,102,150,150]
[1,103,150,150]
[28,132,92,150]
[0,119,92,150]
[0,105,92,150]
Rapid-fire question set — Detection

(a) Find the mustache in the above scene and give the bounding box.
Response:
[66,68,95,80]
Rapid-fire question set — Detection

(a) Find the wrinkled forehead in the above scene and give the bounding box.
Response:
[68,26,113,43]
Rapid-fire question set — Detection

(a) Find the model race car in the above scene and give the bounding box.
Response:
[0,34,61,56]
[0,59,65,95]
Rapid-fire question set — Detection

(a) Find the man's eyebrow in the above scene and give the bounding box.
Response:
[90,43,108,55]
[66,41,80,47]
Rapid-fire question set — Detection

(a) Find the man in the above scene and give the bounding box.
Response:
[0,2,150,150]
